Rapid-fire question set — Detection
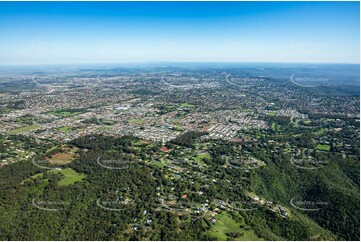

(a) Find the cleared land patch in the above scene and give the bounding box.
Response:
[9,124,40,134]
[209,213,263,241]
[55,168,87,186]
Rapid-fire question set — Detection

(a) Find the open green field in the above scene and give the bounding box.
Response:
[195,153,211,162]
[267,111,276,116]
[209,213,263,241]
[56,168,87,186]
[150,158,168,169]
[174,124,184,131]
[9,124,40,134]
[316,144,331,151]
[0,107,13,114]
[180,102,195,108]
[57,126,74,133]
[21,167,85,187]
[47,110,81,117]
[128,119,143,124]
[97,126,113,130]
[314,129,326,135]
[271,122,276,130]
[131,140,144,146]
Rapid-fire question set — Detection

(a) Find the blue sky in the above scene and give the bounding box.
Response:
[0,1,359,65]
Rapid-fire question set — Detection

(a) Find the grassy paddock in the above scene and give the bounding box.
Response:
[209,213,263,241]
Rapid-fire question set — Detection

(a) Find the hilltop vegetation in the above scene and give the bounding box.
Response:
[0,134,358,240]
